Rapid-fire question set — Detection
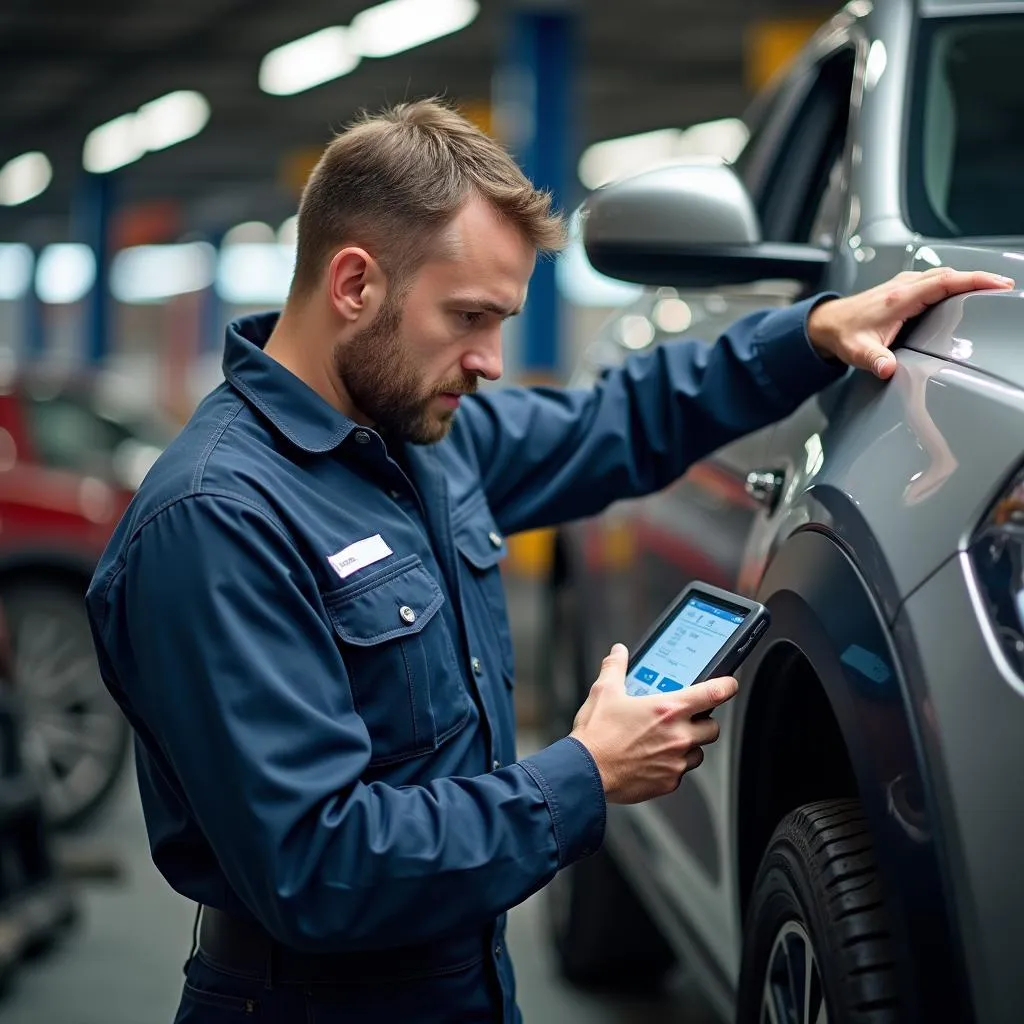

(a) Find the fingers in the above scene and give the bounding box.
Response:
[678,675,738,717]
[682,747,705,774]
[594,643,628,691]
[889,269,1014,320]
[843,339,898,380]
[689,715,721,747]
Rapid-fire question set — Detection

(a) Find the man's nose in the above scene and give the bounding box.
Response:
[463,330,503,382]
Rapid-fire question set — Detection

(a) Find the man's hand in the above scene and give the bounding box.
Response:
[570,644,738,804]
[807,267,1015,380]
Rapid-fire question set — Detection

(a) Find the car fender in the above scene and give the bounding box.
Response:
[732,526,971,1023]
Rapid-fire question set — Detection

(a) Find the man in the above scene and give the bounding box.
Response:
[85,99,1012,1023]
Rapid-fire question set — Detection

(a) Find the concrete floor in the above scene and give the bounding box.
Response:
[0,576,721,1023]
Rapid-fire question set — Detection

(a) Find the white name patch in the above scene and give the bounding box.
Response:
[328,535,393,580]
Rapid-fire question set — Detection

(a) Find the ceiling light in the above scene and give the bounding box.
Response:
[223,221,276,245]
[579,129,680,192]
[578,118,750,191]
[216,244,296,305]
[350,0,479,58]
[0,152,53,206]
[0,244,34,300]
[110,242,216,304]
[277,215,298,248]
[83,112,147,174]
[259,27,360,96]
[83,91,210,174]
[137,91,210,152]
[36,243,96,305]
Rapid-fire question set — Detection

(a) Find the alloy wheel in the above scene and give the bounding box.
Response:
[761,919,829,1024]
[12,594,127,827]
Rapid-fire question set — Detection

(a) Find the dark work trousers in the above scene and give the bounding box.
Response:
[173,947,515,1023]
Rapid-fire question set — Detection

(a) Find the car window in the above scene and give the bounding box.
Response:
[907,15,1024,237]
[757,46,856,245]
[23,393,168,481]
[807,155,846,249]
[24,395,128,475]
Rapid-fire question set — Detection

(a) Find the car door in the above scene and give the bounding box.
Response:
[607,35,864,992]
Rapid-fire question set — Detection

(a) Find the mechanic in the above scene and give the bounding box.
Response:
[84,99,1013,1024]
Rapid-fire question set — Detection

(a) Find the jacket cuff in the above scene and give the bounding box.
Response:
[520,736,607,866]
[751,293,846,406]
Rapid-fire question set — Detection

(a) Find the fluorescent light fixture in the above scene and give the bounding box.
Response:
[137,91,210,152]
[350,0,479,58]
[0,152,53,206]
[259,27,360,95]
[0,244,34,300]
[578,118,750,191]
[277,215,298,247]
[110,242,216,304]
[36,243,96,305]
[223,221,276,245]
[216,244,296,305]
[83,91,210,174]
[83,112,147,174]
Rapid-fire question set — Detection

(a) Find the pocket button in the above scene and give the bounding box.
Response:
[399,605,416,624]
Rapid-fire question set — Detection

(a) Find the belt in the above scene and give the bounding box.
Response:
[197,906,488,987]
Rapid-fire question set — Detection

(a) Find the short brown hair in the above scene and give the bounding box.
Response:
[290,98,567,299]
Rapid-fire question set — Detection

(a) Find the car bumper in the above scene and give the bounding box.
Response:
[895,552,1024,1024]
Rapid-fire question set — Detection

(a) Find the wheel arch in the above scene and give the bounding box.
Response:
[734,527,969,1024]
[0,548,97,596]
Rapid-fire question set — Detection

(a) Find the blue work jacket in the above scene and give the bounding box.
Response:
[85,298,841,1021]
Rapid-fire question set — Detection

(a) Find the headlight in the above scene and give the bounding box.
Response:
[969,468,1024,677]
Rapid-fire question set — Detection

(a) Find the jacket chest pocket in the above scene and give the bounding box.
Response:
[452,498,515,681]
[323,555,470,766]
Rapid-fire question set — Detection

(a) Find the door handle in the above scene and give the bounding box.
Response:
[745,468,785,510]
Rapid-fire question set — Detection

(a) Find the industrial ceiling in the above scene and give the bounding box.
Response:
[0,0,832,247]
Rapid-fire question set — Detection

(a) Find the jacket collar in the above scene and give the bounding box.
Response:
[223,312,356,454]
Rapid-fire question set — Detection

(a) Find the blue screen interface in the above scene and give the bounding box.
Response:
[626,596,744,696]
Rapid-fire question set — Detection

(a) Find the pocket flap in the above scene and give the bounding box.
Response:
[453,500,507,571]
[324,557,444,646]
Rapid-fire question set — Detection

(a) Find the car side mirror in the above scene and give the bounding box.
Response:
[581,160,829,290]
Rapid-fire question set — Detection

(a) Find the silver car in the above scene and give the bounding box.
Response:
[538,1,1024,1022]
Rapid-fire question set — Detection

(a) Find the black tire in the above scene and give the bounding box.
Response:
[737,798,900,1024]
[3,581,131,830]
[545,842,676,992]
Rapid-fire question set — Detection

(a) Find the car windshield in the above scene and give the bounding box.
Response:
[907,15,1024,238]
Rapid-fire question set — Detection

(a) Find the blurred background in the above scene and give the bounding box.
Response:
[0,1,834,1020]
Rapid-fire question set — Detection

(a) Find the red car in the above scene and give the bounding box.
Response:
[0,374,170,828]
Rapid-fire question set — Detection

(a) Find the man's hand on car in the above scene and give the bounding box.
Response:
[806,267,1015,380]
[570,644,737,804]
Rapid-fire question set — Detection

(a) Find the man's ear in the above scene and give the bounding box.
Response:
[327,247,385,324]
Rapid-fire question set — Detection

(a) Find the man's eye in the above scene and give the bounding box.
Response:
[458,311,484,327]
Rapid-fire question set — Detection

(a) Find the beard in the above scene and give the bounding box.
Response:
[335,296,478,445]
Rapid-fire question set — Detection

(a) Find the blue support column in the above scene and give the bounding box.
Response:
[22,253,45,362]
[497,5,577,380]
[200,230,225,354]
[73,171,114,366]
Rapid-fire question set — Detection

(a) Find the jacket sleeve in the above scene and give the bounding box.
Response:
[97,492,604,951]
[455,295,845,535]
